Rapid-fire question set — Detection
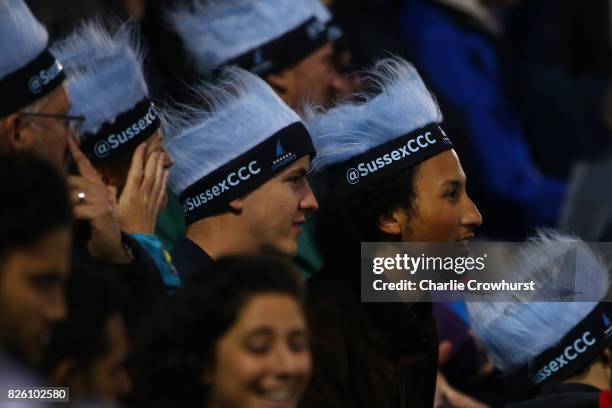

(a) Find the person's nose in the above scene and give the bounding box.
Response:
[44,288,67,323]
[300,182,319,212]
[462,195,483,229]
[66,128,80,147]
[271,345,312,380]
[161,147,174,169]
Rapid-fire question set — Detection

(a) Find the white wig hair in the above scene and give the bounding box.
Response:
[467,230,610,373]
[165,0,326,75]
[0,0,49,79]
[311,0,332,24]
[303,57,443,175]
[50,20,149,136]
[164,66,301,195]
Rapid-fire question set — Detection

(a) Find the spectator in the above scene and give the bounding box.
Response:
[0,152,71,380]
[144,0,348,276]
[165,68,318,281]
[468,231,612,407]
[0,1,165,302]
[132,256,311,407]
[51,21,179,293]
[302,57,482,407]
[0,0,73,170]
[163,0,347,110]
[399,0,566,237]
[43,267,132,406]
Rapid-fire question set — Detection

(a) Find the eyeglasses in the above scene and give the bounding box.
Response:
[18,112,86,135]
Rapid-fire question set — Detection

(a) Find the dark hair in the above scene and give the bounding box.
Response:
[41,267,127,376]
[131,256,305,407]
[0,153,71,261]
[314,165,418,268]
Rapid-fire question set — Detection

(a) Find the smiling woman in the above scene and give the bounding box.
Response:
[302,57,482,408]
[131,256,311,408]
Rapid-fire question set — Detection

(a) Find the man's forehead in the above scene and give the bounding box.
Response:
[281,156,311,173]
[44,84,71,115]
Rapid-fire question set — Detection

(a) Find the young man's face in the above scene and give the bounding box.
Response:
[0,227,71,366]
[395,149,482,243]
[270,43,346,109]
[240,156,319,257]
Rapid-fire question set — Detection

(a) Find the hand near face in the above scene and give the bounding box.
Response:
[116,143,169,234]
[66,137,132,264]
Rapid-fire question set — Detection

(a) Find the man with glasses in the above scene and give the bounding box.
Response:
[0,0,166,311]
[0,0,131,262]
[0,0,74,170]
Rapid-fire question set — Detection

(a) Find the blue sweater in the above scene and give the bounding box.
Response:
[399,0,566,227]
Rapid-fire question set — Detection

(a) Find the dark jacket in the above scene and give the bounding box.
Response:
[509,382,601,408]
[170,236,215,283]
[301,263,438,408]
[71,233,166,328]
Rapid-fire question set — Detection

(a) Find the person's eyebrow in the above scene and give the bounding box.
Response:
[440,179,464,191]
[244,327,274,338]
[285,167,308,178]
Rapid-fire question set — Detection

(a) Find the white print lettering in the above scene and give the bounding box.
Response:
[28,61,63,94]
[532,331,597,384]
[184,161,262,213]
[346,131,437,184]
[93,105,158,158]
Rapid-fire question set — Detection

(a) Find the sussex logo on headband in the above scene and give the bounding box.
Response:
[81,98,160,162]
[179,122,316,224]
[271,140,298,171]
[226,17,329,77]
[330,124,452,191]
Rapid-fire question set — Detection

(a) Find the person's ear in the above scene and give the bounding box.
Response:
[0,114,21,151]
[228,197,245,212]
[49,359,85,393]
[603,347,612,362]
[266,70,294,104]
[377,208,403,236]
[602,347,612,388]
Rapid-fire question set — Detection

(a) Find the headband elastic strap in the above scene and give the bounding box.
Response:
[179,122,315,225]
[224,17,328,77]
[0,49,66,117]
[529,302,612,386]
[80,98,160,163]
[327,124,453,193]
